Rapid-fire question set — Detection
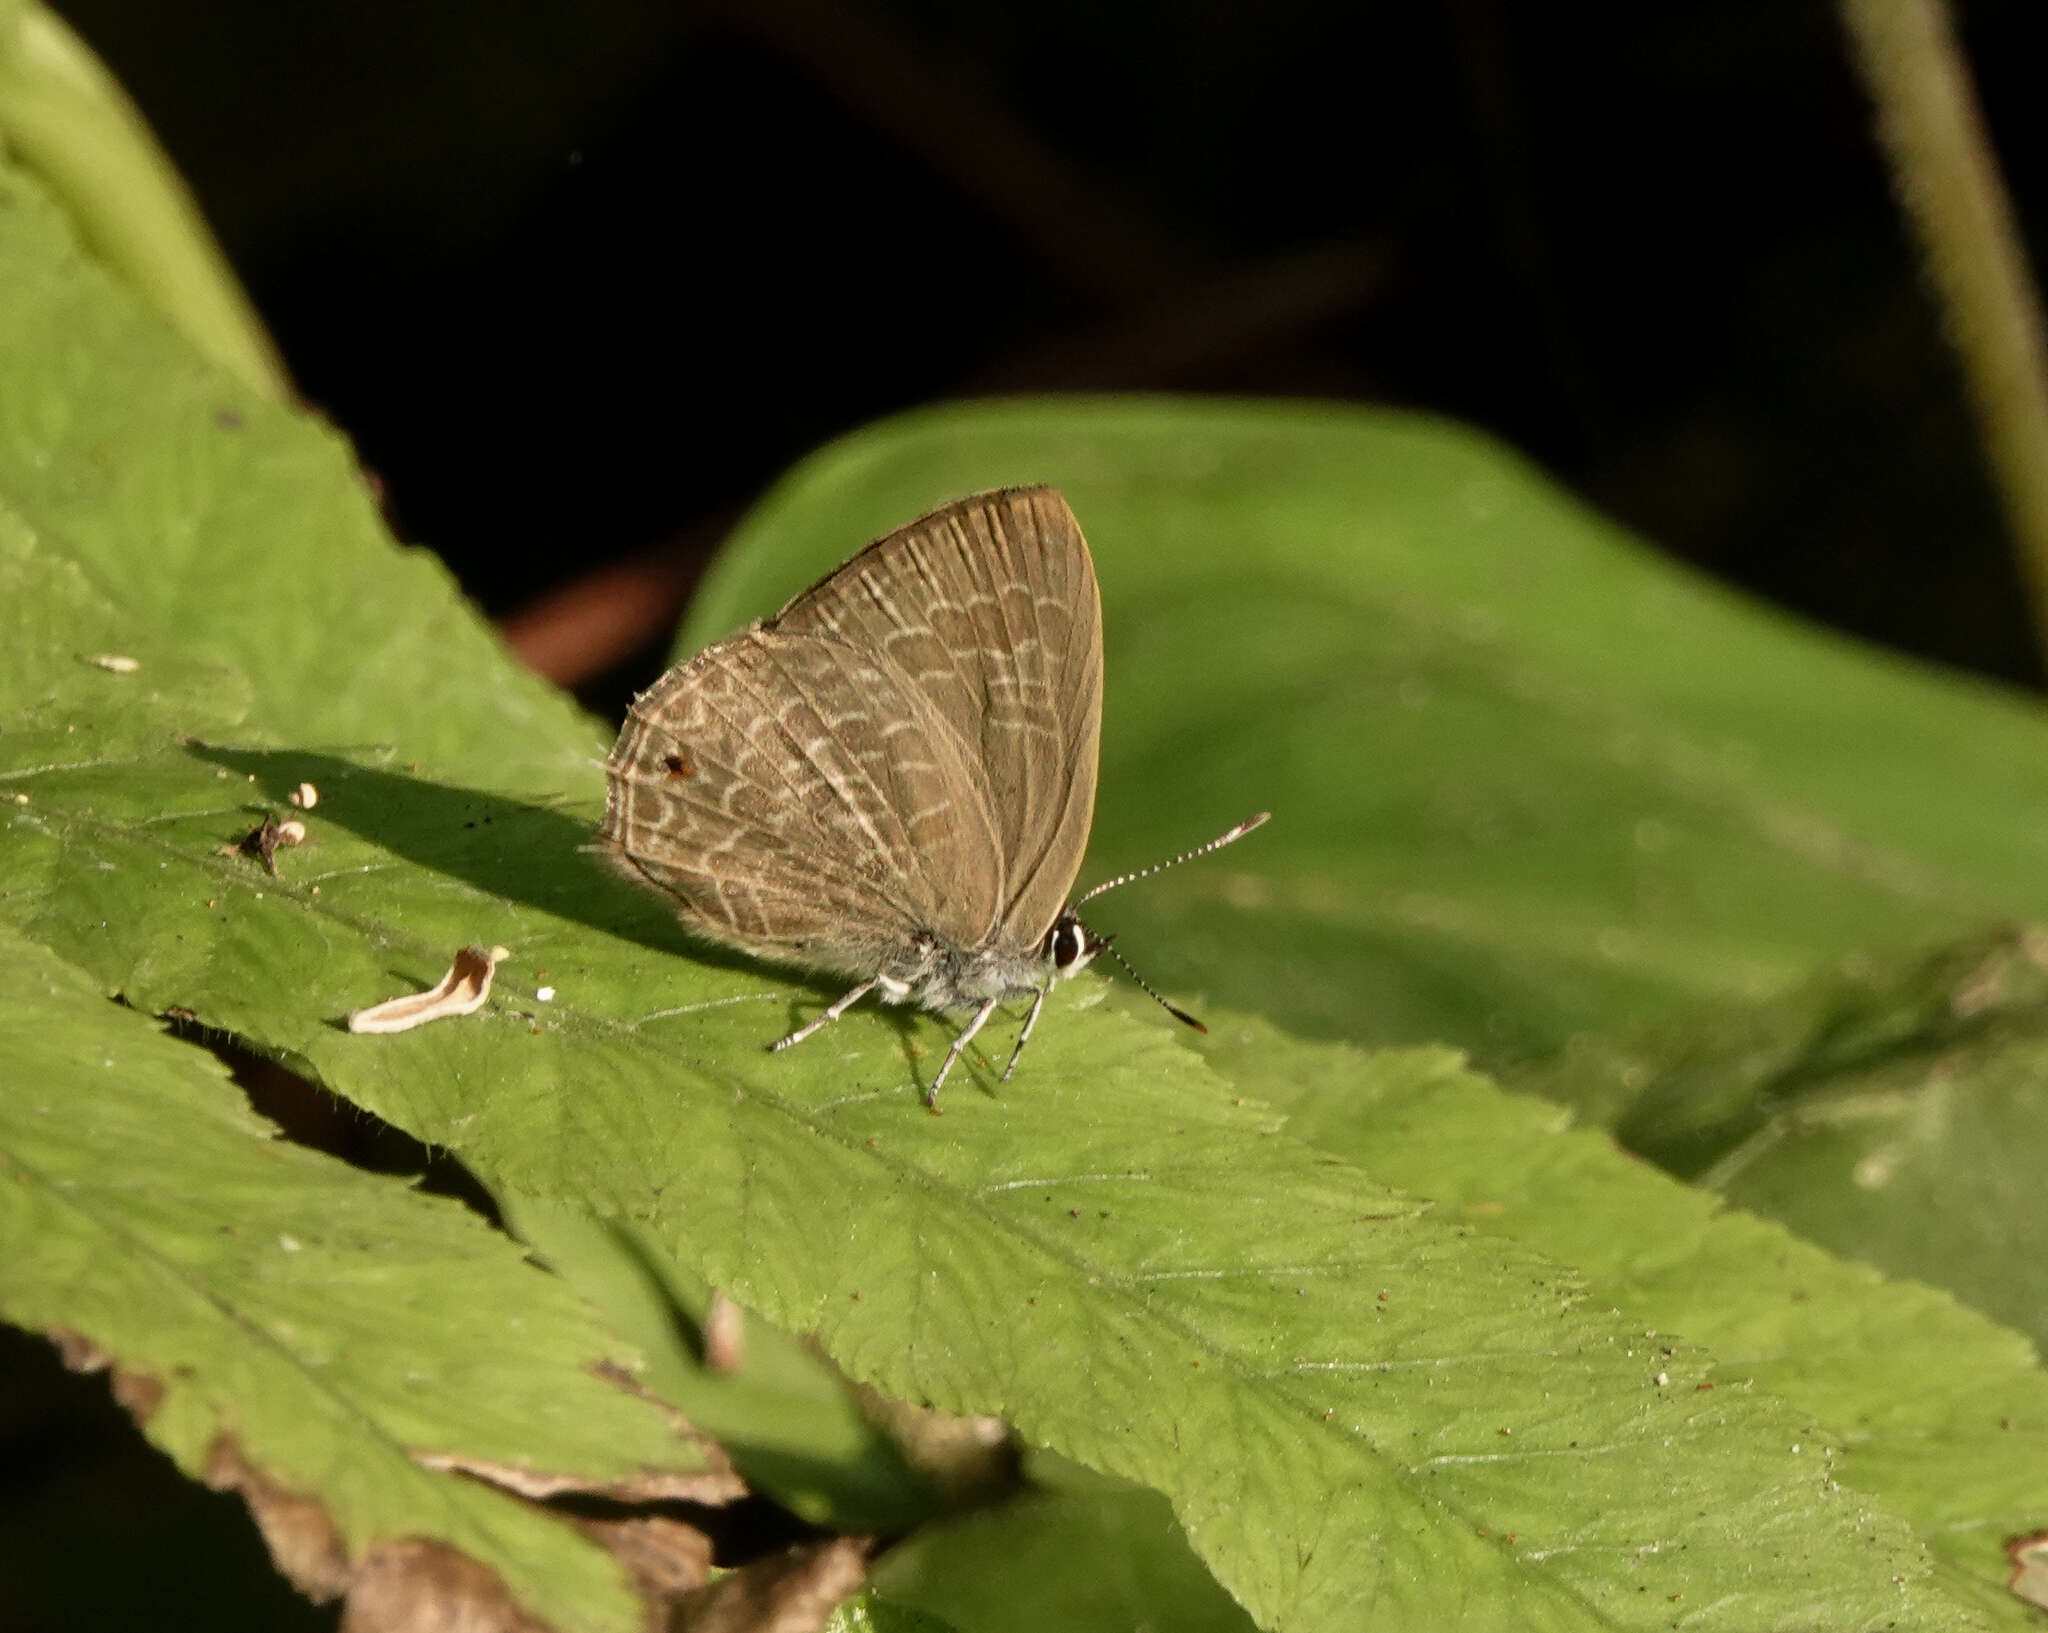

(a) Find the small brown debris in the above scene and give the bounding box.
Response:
[348,947,507,1034]
[290,782,320,809]
[84,653,140,673]
[231,812,308,876]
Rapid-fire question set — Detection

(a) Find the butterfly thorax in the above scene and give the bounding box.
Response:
[871,909,1101,1015]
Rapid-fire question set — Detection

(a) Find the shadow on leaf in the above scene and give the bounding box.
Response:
[186,743,762,979]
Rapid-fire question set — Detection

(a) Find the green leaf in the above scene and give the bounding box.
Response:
[684,402,2048,1074]
[0,715,1980,1629]
[872,1451,1258,1633]
[0,148,2020,1629]
[0,156,597,787]
[0,1,288,398]
[0,925,735,1632]
[0,472,1980,1627]
[501,1195,939,1533]
[1530,928,2048,1357]
[1201,1014,2048,1621]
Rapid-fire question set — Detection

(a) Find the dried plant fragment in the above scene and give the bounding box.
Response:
[83,652,139,672]
[341,1538,551,1633]
[424,1359,752,1504]
[206,1438,578,1630]
[674,1536,868,1633]
[413,1443,742,1506]
[45,1323,111,1374]
[852,1382,1017,1503]
[349,946,508,1034]
[204,1435,353,1601]
[44,1326,165,1422]
[568,1515,713,1608]
[225,812,309,876]
[2010,1531,2048,1613]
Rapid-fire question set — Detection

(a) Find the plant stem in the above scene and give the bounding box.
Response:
[1841,0,2048,672]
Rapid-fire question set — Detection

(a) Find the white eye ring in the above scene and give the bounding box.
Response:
[1048,915,1097,977]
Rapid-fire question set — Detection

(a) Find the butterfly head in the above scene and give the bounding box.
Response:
[1043,908,1107,982]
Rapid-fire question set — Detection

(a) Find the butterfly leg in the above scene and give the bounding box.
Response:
[928,996,1003,1111]
[771,978,879,1053]
[1001,986,1050,1083]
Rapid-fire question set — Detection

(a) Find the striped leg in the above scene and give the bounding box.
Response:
[771,979,879,1053]
[928,996,1002,1111]
[1001,986,1050,1082]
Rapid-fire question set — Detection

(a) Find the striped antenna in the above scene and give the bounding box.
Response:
[1075,812,1270,907]
[1098,937,1208,1033]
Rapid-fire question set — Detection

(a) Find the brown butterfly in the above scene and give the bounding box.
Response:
[596,486,1265,1107]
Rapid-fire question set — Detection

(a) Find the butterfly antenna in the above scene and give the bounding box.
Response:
[1075,812,1270,907]
[1098,937,1208,1034]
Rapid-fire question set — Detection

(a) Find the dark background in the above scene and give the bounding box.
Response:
[49,0,2048,704]
[6,1,2046,1626]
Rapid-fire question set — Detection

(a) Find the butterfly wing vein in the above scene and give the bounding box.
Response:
[599,486,1103,995]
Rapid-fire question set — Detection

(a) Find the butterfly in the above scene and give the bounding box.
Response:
[596,486,1264,1107]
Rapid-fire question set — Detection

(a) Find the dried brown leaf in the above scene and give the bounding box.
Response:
[418,1360,743,1504]
[205,1434,354,1601]
[342,1538,554,1633]
[674,1537,868,1633]
[571,1516,714,1608]
[46,1325,165,1423]
[414,1447,741,1507]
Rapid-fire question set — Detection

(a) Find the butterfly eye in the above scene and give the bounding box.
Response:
[1048,915,1090,974]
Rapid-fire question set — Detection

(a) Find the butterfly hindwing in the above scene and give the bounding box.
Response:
[600,628,1003,975]
[767,487,1104,947]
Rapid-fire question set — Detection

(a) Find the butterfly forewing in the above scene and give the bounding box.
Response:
[769,487,1103,947]
[601,629,1003,973]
